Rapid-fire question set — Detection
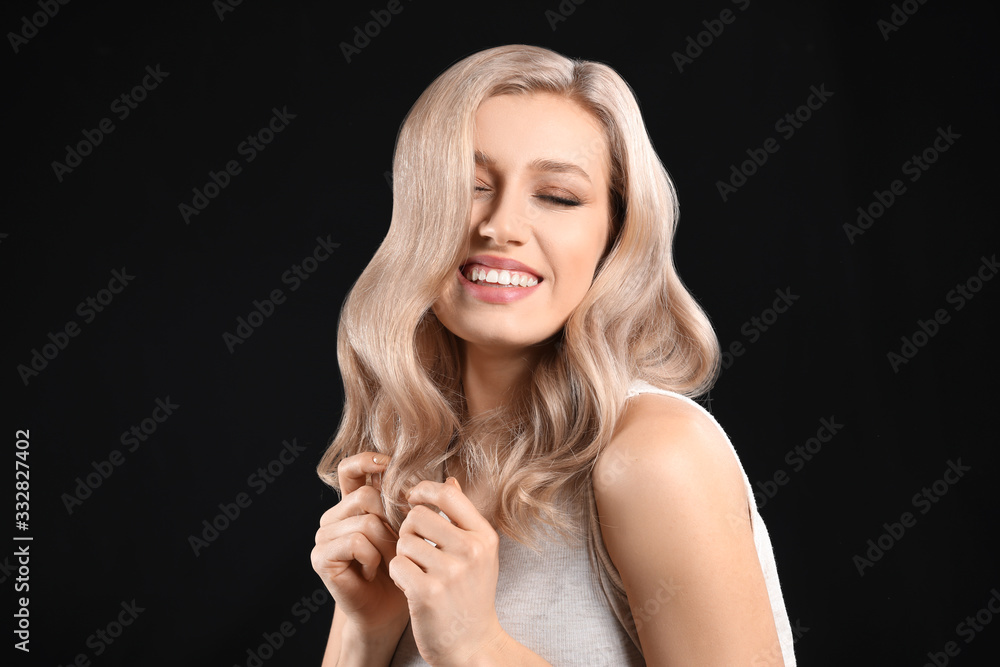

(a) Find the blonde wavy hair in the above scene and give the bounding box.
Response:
[317,44,720,544]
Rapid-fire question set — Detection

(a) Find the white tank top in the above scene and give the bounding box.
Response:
[389,379,797,666]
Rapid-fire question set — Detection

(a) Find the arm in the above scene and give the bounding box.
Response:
[320,605,401,667]
[594,393,784,667]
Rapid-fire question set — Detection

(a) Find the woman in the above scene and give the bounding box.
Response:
[312,44,796,666]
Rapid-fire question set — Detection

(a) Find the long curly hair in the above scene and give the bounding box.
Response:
[316,44,720,544]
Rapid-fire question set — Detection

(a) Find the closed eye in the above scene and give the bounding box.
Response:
[536,194,581,207]
[474,186,582,208]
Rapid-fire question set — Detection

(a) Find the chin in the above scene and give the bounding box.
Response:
[452,324,558,353]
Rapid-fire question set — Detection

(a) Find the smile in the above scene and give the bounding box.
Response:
[456,257,542,304]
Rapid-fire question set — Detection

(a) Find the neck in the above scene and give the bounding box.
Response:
[451,340,551,519]
[458,340,547,419]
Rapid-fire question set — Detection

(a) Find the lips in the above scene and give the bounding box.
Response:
[456,255,542,304]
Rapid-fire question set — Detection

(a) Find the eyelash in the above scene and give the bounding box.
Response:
[474,186,582,208]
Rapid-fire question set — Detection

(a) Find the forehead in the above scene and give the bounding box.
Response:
[473,93,609,183]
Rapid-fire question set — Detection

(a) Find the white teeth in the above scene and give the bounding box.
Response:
[463,265,540,287]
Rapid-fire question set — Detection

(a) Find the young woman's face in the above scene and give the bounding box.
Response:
[432,92,612,353]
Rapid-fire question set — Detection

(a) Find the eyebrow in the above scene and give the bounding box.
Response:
[474,150,592,184]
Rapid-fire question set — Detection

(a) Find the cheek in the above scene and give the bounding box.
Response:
[556,219,610,280]
[550,245,606,307]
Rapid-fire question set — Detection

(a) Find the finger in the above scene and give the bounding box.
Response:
[399,504,459,550]
[317,513,398,566]
[318,511,397,546]
[314,531,383,582]
[338,452,390,496]
[321,485,389,526]
[395,531,447,572]
[407,478,486,532]
[388,554,424,598]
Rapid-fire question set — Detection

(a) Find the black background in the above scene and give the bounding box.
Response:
[5,0,998,665]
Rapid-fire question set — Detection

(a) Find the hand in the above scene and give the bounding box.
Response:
[389,477,505,666]
[311,452,409,641]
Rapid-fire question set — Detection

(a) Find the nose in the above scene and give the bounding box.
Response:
[476,190,531,246]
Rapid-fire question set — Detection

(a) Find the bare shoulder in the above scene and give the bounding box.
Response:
[593,391,746,511]
[592,391,780,664]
